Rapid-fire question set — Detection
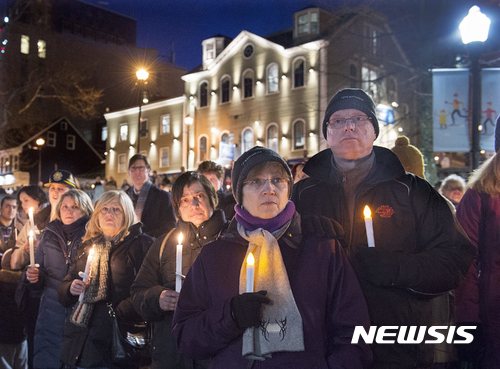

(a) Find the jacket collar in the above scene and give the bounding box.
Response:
[178,209,227,244]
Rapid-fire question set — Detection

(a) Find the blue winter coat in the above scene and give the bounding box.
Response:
[31,217,88,369]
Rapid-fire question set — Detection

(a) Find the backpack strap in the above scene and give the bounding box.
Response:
[159,228,176,263]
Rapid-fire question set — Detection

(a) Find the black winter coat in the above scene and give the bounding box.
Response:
[131,210,227,369]
[58,223,154,369]
[292,147,474,369]
[126,184,176,238]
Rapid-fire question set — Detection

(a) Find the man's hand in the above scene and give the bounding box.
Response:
[26,265,40,284]
[69,279,86,296]
[159,289,179,311]
[230,290,271,329]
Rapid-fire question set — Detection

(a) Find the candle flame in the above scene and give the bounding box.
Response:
[28,229,34,238]
[363,205,372,218]
[87,246,95,262]
[177,232,184,245]
[247,252,255,266]
[28,207,34,216]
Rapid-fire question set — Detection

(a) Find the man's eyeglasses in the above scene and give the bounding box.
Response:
[243,178,288,191]
[100,206,123,216]
[129,166,147,172]
[327,115,372,130]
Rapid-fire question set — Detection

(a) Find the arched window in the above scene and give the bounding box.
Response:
[293,119,306,150]
[243,69,254,99]
[199,136,208,162]
[199,82,208,107]
[350,64,358,88]
[266,124,279,153]
[266,63,279,94]
[220,76,231,103]
[293,58,305,88]
[241,128,254,153]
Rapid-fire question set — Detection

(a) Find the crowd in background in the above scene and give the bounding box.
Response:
[0,87,497,369]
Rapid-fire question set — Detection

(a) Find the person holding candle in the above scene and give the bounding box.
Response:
[24,189,93,369]
[172,146,371,369]
[292,88,475,369]
[0,195,18,261]
[131,171,227,369]
[58,190,153,369]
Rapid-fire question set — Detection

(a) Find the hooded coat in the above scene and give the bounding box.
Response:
[292,147,474,369]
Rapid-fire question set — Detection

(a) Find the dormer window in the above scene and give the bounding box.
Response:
[295,9,319,37]
[205,41,215,61]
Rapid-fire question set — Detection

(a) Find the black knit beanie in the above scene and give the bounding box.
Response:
[231,146,292,204]
[322,88,379,139]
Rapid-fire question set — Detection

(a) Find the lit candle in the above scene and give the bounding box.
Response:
[28,207,35,231]
[175,233,183,293]
[28,229,35,266]
[79,246,95,302]
[246,252,255,293]
[363,205,375,248]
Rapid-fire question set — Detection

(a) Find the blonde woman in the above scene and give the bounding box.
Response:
[455,152,500,368]
[58,190,154,369]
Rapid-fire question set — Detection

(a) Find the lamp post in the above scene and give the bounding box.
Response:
[459,5,490,170]
[35,137,45,184]
[184,114,194,170]
[135,68,149,153]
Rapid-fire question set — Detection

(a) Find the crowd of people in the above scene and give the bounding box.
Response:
[0,87,497,369]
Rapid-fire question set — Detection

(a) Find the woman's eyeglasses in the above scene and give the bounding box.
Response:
[243,177,288,191]
[100,206,123,216]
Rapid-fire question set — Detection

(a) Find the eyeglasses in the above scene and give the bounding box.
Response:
[327,115,372,130]
[179,192,208,208]
[129,166,147,172]
[100,206,123,216]
[243,177,288,191]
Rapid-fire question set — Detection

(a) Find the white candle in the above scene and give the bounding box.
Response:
[363,205,375,248]
[28,207,35,231]
[246,252,255,293]
[175,233,183,293]
[79,246,95,302]
[28,229,35,266]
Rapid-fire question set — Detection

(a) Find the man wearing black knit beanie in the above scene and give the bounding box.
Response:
[292,88,475,369]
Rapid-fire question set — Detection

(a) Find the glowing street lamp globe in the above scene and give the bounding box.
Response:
[459,6,490,45]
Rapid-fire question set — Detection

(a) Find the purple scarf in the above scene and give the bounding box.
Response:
[234,201,296,233]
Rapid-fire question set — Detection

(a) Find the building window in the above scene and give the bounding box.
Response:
[350,64,359,88]
[387,76,397,103]
[365,25,380,56]
[13,155,19,171]
[243,44,254,58]
[362,65,380,101]
[243,70,254,99]
[47,131,56,147]
[161,114,170,135]
[266,63,279,94]
[139,119,148,138]
[37,39,46,58]
[205,41,215,60]
[66,134,76,150]
[199,136,208,162]
[293,58,305,88]
[266,124,279,153]
[101,126,108,141]
[119,123,128,142]
[159,147,170,168]
[296,9,319,37]
[118,154,127,173]
[220,76,231,103]
[60,121,68,131]
[241,128,254,153]
[293,120,306,150]
[199,82,208,107]
[20,35,29,54]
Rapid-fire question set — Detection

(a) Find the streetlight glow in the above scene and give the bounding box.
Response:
[136,68,149,81]
[35,137,45,146]
[459,6,491,44]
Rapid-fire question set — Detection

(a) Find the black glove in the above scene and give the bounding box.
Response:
[354,248,401,287]
[301,214,345,240]
[230,290,271,329]
[455,323,484,365]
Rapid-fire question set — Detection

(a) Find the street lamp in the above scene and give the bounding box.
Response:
[459,5,490,170]
[35,137,45,184]
[135,68,149,153]
[184,114,193,169]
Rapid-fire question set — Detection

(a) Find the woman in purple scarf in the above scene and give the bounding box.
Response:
[173,146,372,369]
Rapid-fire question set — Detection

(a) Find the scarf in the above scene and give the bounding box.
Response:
[234,201,296,233]
[70,238,111,327]
[133,181,152,222]
[237,208,304,361]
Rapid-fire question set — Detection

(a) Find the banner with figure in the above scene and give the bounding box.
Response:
[432,69,470,152]
[481,68,500,152]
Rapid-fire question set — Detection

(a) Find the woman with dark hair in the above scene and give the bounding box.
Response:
[172,147,371,369]
[58,190,153,369]
[131,171,227,369]
[25,189,93,369]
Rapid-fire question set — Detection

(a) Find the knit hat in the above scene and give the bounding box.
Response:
[391,136,425,178]
[322,88,379,139]
[495,113,499,152]
[232,146,292,204]
[44,169,77,188]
